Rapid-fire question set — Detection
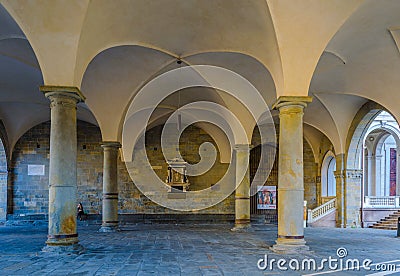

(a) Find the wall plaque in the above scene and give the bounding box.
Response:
[28,165,45,176]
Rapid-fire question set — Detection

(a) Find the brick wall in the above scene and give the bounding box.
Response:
[118,124,234,214]
[0,137,7,221]
[251,125,318,210]
[9,121,234,216]
[10,122,50,215]
[8,119,317,217]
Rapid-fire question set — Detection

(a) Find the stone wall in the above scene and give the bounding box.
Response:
[119,124,234,214]
[10,122,50,215]
[0,138,7,221]
[317,135,335,206]
[76,122,104,214]
[8,119,318,218]
[303,140,318,209]
[250,125,318,212]
[9,121,234,216]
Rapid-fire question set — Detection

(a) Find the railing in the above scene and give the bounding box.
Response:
[321,196,336,205]
[307,198,336,223]
[364,196,400,208]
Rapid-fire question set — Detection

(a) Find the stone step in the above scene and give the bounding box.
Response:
[370,224,397,230]
[370,210,400,230]
[379,221,397,225]
[381,218,398,222]
[371,226,397,230]
[373,223,397,227]
[376,219,397,224]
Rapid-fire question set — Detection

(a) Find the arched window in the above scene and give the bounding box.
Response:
[321,152,336,198]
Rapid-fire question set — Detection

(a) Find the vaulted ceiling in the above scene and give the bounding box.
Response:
[0,0,399,159]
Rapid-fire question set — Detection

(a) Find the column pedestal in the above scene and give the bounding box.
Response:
[40,86,85,253]
[271,96,312,254]
[231,144,251,231]
[99,142,121,232]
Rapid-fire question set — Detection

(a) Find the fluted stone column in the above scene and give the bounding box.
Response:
[231,144,251,231]
[271,96,312,253]
[99,142,121,232]
[40,86,85,250]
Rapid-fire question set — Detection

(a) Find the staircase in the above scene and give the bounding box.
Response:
[369,210,400,230]
[307,198,336,227]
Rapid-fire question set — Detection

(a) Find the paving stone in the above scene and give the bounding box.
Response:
[0,224,399,275]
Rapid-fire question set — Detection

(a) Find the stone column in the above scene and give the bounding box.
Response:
[334,153,346,228]
[345,169,362,227]
[370,154,377,196]
[335,151,363,228]
[316,163,322,206]
[375,154,383,196]
[231,144,251,231]
[365,154,371,196]
[396,147,400,196]
[271,96,312,253]
[40,86,85,250]
[99,142,121,232]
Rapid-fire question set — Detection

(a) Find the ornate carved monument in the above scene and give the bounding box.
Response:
[166,157,190,192]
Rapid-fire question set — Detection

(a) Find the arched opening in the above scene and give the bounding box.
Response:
[363,111,400,201]
[321,152,336,202]
[347,107,400,227]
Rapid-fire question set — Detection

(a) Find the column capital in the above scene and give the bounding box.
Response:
[40,85,86,103]
[334,169,363,179]
[234,144,253,151]
[272,96,312,110]
[101,141,122,149]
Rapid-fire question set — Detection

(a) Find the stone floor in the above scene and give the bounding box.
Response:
[0,222,399,275]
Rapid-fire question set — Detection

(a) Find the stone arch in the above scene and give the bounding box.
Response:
[337,101,395,227]
[346,101,386,170]
[372,132,395,196]
[363,111,400,197]
[367,124,400,150]
[321,150,336,198]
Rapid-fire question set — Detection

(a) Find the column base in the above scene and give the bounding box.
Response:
[99,224,120,232]
[270,238,309,254]
[336,223,345,228]
[42,243,84,255]
[45,234,79,246]
[231,220,251,232]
